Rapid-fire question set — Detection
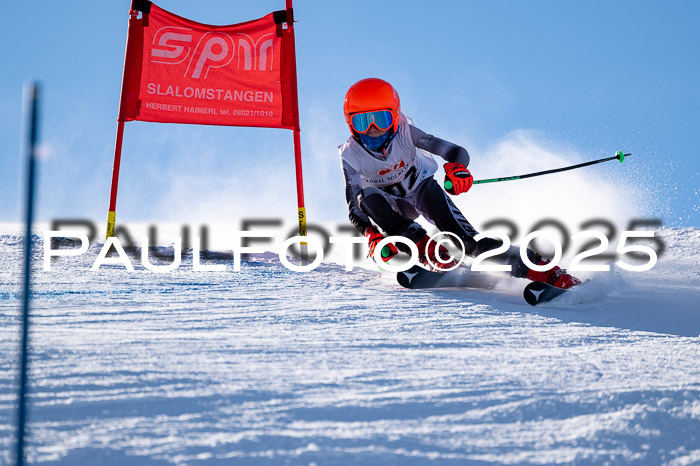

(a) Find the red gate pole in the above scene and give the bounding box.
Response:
[106,120,125,239]
[106,7,140,239]
[285,0,308,262]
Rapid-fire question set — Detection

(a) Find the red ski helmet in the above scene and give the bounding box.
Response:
[344,78,401,136]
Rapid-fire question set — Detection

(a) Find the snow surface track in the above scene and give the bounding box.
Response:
[1,227,699,465]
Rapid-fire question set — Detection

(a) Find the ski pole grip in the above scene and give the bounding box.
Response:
[444,180,455,195]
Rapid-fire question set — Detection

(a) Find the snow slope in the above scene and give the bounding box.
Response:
[1,226,699,465]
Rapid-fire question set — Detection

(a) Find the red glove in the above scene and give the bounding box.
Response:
[444,162,473,195]
[365,226,399,262]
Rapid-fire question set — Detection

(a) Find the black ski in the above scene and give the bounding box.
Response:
[523,281,569,306]
[397,265,500,290]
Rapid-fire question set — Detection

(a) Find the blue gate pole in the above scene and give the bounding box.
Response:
[16,82,40,466]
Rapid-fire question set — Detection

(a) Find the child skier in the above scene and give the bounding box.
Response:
[338,78,580,289]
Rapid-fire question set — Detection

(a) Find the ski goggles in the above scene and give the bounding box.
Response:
[350,110,393,134]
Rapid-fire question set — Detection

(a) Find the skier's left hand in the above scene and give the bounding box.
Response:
[365,226,399,262]
[444,162,473,195]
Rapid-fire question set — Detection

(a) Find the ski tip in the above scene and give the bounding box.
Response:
[524,282,548,306]
[397,271,410,288]
[523,281,569,306]
[396,265,424,289]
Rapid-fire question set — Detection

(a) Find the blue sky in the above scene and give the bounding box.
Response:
[1,0,698,229]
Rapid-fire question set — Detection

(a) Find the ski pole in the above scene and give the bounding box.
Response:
[16,82,40,466]
[463,151,630,186]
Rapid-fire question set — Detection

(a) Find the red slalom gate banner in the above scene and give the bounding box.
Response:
[107,0,307,248]
[119,2,298,129]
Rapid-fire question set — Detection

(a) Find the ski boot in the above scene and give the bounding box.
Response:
[526,257,581,289]
[416,234,458,272]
